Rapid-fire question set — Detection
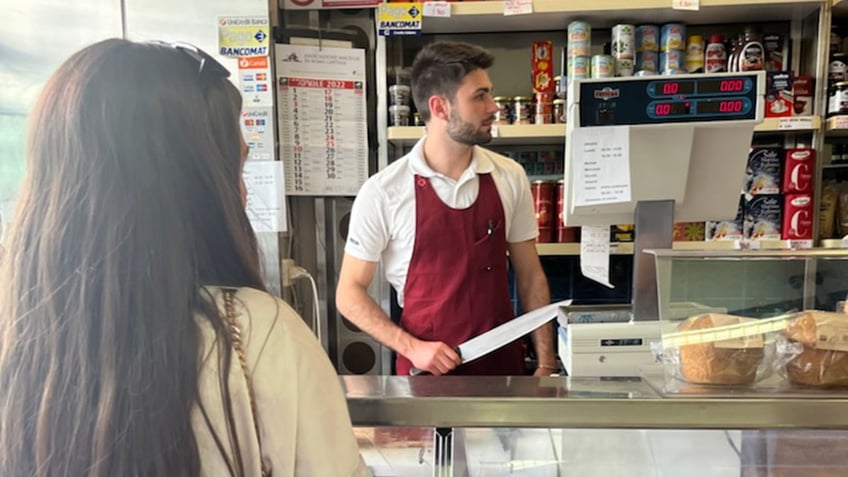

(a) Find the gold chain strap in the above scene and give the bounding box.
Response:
[223,289,270,477]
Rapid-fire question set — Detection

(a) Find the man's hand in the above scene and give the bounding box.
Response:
[407,340,462,376]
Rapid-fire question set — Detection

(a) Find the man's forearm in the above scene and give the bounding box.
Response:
[336,286,416,356]
[519,274,556,367]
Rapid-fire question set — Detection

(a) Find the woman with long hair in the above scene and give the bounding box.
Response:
[0,38,369,477]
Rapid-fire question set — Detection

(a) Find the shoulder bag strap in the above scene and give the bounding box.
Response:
[223,288,271,477]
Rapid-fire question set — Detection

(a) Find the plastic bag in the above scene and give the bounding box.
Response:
[654,313,787,388]
[776,310,848,388]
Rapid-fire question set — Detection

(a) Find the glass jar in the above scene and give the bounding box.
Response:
[513,96,532,125]
[553,99,566,124]
[493,96,512,125]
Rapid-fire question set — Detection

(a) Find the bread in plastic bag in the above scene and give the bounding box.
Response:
[657,313,775,386]
[779,311,848,387]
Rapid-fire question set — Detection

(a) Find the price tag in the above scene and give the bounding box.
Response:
[504,0,533,16]
[672,0,699,10]
[788,239,813,249]
[832,116,848,130]
[734,239,761,250]
[423,1,450,17]
[778,117,814,130]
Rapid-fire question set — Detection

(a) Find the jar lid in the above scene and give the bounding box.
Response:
[553,99,566,104]
[708,34,724,44]
[554,75,562,81]
[513,96,531,101]
[493,96,512,101]
[836,81,848,87]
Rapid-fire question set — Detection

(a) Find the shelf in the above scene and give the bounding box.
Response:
[536,240,815,256]
[387,117,820,147]
[821,238,848,248]
[387,123,566,146]
[826,116,848,136]
[421,0,825,34]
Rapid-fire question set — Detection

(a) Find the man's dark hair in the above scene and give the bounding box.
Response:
[411,41,494,123]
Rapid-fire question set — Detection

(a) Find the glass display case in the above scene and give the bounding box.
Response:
[344,375,848,477]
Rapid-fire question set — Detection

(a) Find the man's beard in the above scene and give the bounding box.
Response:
[446,109,493,146]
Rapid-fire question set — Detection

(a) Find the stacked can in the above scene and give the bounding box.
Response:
[611,24,635,77]
[567,21,591,90]
[556,180,580,243]
[635,25,660,74]
[531,180,555,243]
[534,92,554,124]
[660,23,687,74]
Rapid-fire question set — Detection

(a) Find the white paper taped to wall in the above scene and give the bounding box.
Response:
[243,160,288,233]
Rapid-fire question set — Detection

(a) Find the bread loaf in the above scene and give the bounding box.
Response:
[677,314,764,385]
[783,311,848,387]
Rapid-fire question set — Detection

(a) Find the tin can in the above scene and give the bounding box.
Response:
[567,21,592,57]
[553,99,566,124]
[591,55,615,78]
[513,96,532,125]
[493,96,512,125]
[556,180,579,242]
[660,23,686,52]
[532,180,555,243]
[660,49,685,72]
[636,25,659,52]
[567,56,590,80]
[615,58,634,77]
[611,24,635,59]
[636,51,658,72]
[413,112,423,126]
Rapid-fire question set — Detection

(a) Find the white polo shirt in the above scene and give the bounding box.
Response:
[345,137,538,306]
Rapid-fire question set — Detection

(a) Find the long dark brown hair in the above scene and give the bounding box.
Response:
[0,38,265,476]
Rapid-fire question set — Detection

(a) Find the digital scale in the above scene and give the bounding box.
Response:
[558,72,766,377]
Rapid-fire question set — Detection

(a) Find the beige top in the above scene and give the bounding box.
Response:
[192,287,370,476]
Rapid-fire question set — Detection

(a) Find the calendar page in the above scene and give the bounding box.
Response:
[276,44,368,196]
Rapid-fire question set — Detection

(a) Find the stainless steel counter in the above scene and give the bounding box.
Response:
[342,375,848,430]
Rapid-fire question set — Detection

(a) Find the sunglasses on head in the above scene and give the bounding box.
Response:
[150,40,230,80]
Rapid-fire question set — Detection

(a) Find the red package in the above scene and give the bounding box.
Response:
[783,148,815,194]
[782,194,814,240]
[532,41,554,94]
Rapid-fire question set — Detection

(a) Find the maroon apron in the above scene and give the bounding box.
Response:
[396,173,525,376]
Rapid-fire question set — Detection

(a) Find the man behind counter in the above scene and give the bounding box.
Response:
[336,40,555,376]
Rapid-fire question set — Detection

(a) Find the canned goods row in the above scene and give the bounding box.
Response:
[530,180,580,243]
[388,106,423,127]
[507,151,564,177]
[494,94,566,125]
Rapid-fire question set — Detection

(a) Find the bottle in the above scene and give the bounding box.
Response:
[704,34,727,73]
[685,35,705,73]
[727,34,742,72]
[738,26,765,71]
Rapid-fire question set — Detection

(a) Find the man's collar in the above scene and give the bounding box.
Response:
[408,136,494,178]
